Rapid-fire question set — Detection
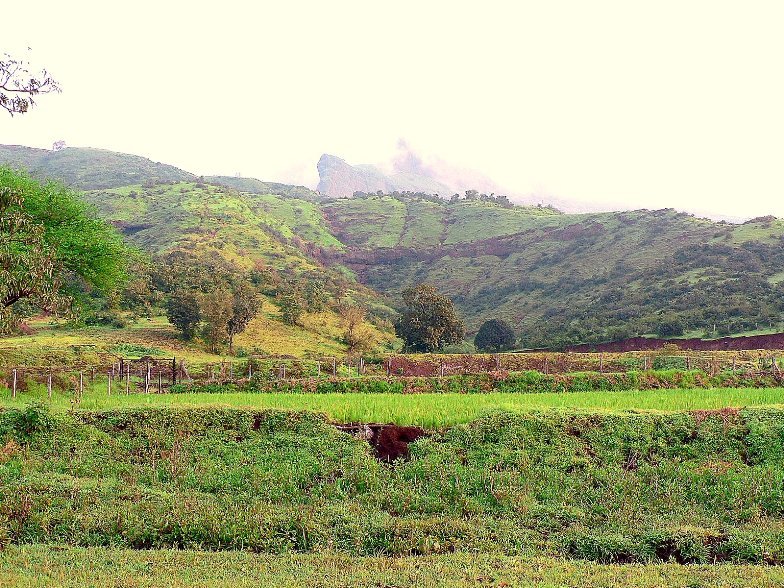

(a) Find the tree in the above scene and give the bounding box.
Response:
[657,315,685,338]
[278,284,304,326]
[340,303,375,353]
[1,53,60,116]
[395,284,465,352]
[227,282,260,353]
[304,277,328,312]
[1,168,129,331]
[166,291,201,341]
[199,288,233,352]
[474,318,517,352]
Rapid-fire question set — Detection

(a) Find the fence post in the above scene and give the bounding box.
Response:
[79,372,84,395]
[12,369,17,398]
[107,371,112,396]
[544,358,549,375]
[47,372,52,399]
[599,353,604,373]
[158,371,162,393]
[125,364,130,394]
[172,357,177,386]
[248,360,253,379]
[333,359,337,377]
[317,361,321,378]
[145,362,150,394]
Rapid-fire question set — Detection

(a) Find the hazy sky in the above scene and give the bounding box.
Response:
[3,1,783,220]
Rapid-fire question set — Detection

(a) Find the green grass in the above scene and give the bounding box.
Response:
[3,387,784,426]
[2,407,784,561]
[2,546,783,587]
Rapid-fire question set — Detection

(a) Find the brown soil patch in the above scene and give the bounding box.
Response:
[337,423,427,462]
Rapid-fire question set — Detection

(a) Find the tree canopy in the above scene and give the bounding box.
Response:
[474,318,517,352]
[0,167,130,330]
[395,283,465,352]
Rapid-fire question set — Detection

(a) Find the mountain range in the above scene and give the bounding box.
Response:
[3,143,783,348]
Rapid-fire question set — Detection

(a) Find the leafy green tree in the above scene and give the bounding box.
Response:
[227,282,260,353]
[395,283,465,352]
[474,318,517,352]
[657,315,685,338]
[1,168,129,331]
[278,287,304,326]
[199,287,233,352]
[304,276,328,312]
[166,291,201,340]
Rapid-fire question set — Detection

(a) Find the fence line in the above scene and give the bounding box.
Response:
[2,351,783,397]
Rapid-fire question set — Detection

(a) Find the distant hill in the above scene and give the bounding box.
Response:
[317,153,452,198]
[0,145,195,189]
[205,175,320,201]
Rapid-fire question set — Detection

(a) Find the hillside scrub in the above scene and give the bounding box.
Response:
[1,405,784,562]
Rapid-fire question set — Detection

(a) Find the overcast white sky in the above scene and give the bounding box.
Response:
[3,1,783,220]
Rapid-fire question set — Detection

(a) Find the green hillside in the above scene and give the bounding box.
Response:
[323,194,784,346]
[83,182,343,271]
[0,145,194,189]
[205,175,321,201]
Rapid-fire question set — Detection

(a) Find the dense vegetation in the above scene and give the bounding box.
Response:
[2,405,784,565]
[0,168,130,332]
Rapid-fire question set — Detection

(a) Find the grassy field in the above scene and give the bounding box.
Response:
[0,309,396,367]
[2,387,784,426]
[2,546,782,587]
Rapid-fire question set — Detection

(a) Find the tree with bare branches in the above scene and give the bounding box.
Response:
[1,53,60,116]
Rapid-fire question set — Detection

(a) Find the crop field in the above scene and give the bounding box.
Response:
[2,385,784,426]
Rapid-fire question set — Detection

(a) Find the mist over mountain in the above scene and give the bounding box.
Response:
[316,140,517,200]
[316,143,606,213]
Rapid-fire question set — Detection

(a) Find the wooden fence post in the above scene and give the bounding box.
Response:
[79,372,84,395]
[145,362,150,394]
[544,358,549,375]
[158,371,162,393]
[12,369,17,399]
[172,357,177,386]
[125,364,130,394]
[317,361,321,378]
[599,353,604,373]
[107,371,112,396]
[333,359,337,377]
[47,373,52,399]
[248,360,253,379]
